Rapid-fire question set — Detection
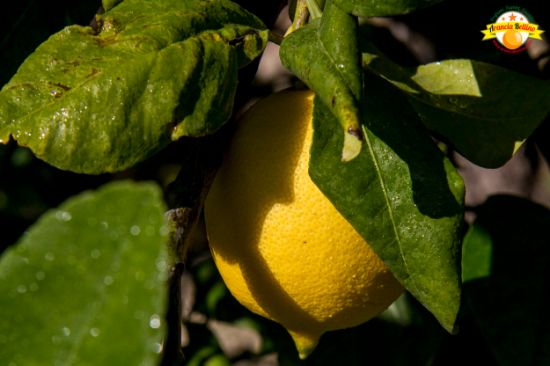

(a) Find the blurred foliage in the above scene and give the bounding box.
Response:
[0,181,169,365]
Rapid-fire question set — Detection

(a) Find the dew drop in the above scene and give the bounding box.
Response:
[89,328,100,337]
[154,342,163,354]
[62,327,71,336]
[156,259,167,272]
[130,225,141,236]
[55,210,72,222]
[36,271,45,280]
[103,276,114,286]
[100,221,109,229]
[16,285,27,294]
[45,252,55,261]
[149,314,161,329]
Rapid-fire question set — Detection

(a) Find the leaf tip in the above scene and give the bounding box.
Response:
[341,128,363,162]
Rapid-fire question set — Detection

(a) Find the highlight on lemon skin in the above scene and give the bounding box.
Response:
[204,90,404,358]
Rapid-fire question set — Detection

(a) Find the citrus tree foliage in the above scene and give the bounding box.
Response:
[0,0,267,173]
[0,181,168,365]
[1,0,549,364]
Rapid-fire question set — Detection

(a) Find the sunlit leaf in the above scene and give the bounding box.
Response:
[0,181,169,365]
[0,0,267,173]
[364,55,550,167]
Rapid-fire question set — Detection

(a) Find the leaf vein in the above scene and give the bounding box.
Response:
[361,125,417,291]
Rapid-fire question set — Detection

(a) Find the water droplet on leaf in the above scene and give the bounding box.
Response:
[130,225,141,236]
[149,314,161,329]
[55,210,72,222]
[89,328,100,337]
[16,285,27,294]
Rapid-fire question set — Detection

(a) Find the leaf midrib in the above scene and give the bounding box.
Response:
[361,125,417,292]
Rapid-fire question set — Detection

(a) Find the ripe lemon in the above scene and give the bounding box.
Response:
[204,90,403,358]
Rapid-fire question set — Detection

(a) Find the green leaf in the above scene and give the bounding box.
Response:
[0,181,169,365]
[461,223,492,283]
[462,196,550,366]
[333,0,443,17]
[364,55,550,168]
[102,0,122,11]
[309,70,464,332]
[281,8,364,162]
[0,0,267,174]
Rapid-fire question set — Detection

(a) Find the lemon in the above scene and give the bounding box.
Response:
[204,90,403,358]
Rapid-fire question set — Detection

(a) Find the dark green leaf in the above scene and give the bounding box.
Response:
[309,70,464,332]
[364,55,550,167]
[0,181,169,365]
[462,196,550,366]
[333,0,443,17]
[0,0,267,174]
[281,10,363,161]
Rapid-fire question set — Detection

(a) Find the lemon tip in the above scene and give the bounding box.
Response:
[288,330,321,359]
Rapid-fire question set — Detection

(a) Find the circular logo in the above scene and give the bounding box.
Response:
[481,7,544,53]
[495,12,529,50]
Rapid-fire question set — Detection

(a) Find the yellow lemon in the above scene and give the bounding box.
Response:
[204,90,403,358]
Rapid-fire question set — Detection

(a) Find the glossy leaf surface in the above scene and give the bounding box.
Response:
[309,71,464,332]
[0,0,267,173]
